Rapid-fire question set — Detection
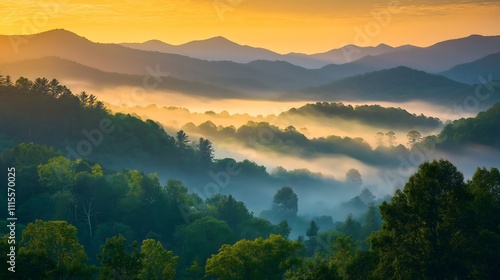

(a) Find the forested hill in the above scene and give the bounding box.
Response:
[436,102,500,148]
[0,74,351,204]
[0,75,215,174]
[1,74,499,279]
[280,102,442,130]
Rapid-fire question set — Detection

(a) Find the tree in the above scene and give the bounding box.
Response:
[276,220,292,239]
[37,156,76,193]
[337,214,361,240]
[331,236,355,279]
[97,234,142,280]
[48,79,64,97]
[344,250,378,280]
[19,220,90,279]
[32,77,50,95]
[375,132,385,147]
[272,186,298,218]
[78,92,89,105]
[362,203,381,241]
[174,217,233,275]
[285,253,340,280]
[359,188,375,204]
[465,167,500,278]
[238,217,277,240]
[407,130,422,148]
[139,239,178,280]
[205,234,303,280]
[305,221,320,256]
[345,169,362,188]
[15,76,33,93]
[371,160,473,279]
[175,130,189,152]
[284,125,297,133]
[198,137,214,166]
[385,131,396,147]
[209,194,252,234]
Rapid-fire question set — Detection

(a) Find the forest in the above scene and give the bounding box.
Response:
[0,75,499,279]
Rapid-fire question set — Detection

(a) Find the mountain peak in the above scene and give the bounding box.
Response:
[375,43,392,48]
[20,28,96,45]
[192,36,236,45]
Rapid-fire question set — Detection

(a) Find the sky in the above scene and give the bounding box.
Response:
[1,0,499,53]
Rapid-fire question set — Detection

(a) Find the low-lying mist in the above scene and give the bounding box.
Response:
[66,85,500,234]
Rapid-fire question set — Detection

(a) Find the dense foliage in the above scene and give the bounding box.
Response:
[437,102,500,148]
[184,120,412,167]
[281,102,442,130]
[1,75,498,279]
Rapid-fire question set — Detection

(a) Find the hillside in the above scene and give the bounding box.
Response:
[437,102,500,148]
[0,56,238,98]
[303,66,474,103]
[280,102,442,130]
[440,52,500,84]
[351,35,500,73]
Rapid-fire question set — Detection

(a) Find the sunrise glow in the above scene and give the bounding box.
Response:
[1,0,499,53]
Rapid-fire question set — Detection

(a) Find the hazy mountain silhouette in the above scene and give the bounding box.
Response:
[0,56,239,98]
[440,52,500,84]
[122,36,283,64]
[122,38,402,68]
[0,29,323,93]
[0,29,383,94]
[351,35,500,73]
[120,35,500,72]
[301,66,476,103]
[284,44,407,68]
[1,29,499,101]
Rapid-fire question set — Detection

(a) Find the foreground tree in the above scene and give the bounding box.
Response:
[175,216,233,276]
[371,160,473,279]
[205,234,303,280]
[285,253,340,280]
[18,220,90,279]
[139,239,178,280]
[97,235,142,280]
[465,167,500,278]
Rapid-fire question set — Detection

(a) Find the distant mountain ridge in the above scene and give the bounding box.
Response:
[349,35,500,73]
[1,29,500,105]
[122,38,402,68]
[0,56,239,98]
[301,66,475,103]
[440,52,500,84]
[120,34,500,72]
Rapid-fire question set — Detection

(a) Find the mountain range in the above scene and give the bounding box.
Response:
[301,66,476,103]
[121,38,403,68]
[121,33,500,74]
[0,29,499,104]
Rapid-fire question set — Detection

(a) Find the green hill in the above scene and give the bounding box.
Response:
[280,102,442,130]
[437,102,500,148]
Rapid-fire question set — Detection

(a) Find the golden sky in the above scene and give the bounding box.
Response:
[1,0,499,53]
